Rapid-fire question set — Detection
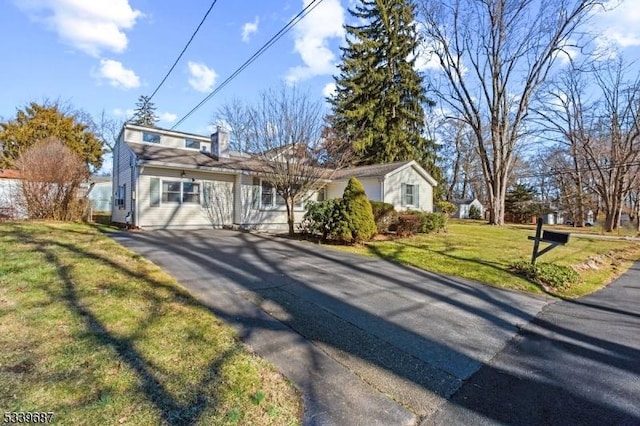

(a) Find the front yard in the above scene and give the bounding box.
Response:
[0,222,301,425]
[339,220,640,298]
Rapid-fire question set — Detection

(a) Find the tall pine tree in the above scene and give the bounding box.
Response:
[329,0,440,181]
[130,95,159,127]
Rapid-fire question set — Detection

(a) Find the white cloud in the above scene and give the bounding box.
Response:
[187,61,217,93]
[112,107,135,117]
[16,0,142,57]
[286,0,345,83]
[95,59,140,89]
[242,17,259,43]
[593,1,640,52]
[158,112,177,124]
[322,82,336,98]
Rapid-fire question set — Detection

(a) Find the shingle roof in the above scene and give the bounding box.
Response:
[126,142,268,173]
[332,161,413,179]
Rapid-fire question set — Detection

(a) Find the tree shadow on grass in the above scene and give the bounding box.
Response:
[2,226,257,425]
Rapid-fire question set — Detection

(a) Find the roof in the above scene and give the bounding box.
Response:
[333,161,413,179]
[0,169,21,179]
[332,160,438,186]
[126,142,268,173]
[451,198,480,205]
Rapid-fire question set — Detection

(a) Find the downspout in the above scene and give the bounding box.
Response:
[380,178,385,203]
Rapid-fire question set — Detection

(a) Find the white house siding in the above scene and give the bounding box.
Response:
[137,167,236,229]
[0,179,26,219]
[384,166,434,212]
[326,177,382,202]
[112,142,135,224]
[123,127,211,152]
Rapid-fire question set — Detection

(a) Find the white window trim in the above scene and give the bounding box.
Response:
[160,179,201,205]
[259,179,304,211]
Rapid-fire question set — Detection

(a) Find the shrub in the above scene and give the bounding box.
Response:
[343,177,376,243]
[468,204,482,220]
[510,261,580,290]
[405,210,448,233]
[436,200,456,215]
[301,199,350,242]
[397,214,421,237]
[369,200,398,233]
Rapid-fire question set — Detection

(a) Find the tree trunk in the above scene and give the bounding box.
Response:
[286,196,295,236]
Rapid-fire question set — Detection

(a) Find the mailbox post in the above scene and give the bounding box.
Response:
[528,217,570,265]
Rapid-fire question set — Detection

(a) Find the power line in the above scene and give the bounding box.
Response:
[148,0,220,102]
[171,0,325,130]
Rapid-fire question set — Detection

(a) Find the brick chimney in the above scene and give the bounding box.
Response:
[210,126,230,159]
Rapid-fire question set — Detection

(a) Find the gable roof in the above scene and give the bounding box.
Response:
[451,198,482,205]
[333,160,438,186]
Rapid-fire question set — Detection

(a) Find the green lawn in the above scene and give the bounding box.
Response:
[339,220,640,298]
[0,221,301,425]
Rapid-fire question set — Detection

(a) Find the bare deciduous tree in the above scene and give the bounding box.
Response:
[417,0,601,224]
[218,86,352,236]
[15,137,90,220]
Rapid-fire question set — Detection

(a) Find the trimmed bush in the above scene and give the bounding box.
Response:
[301,199,350,242]
[370,200,398,233]
[405,210,448,233]
[343,177,377,243]
[397,214,421,237]
[510,261,580,290]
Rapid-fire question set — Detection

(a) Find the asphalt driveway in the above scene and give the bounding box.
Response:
[110,229,551,425]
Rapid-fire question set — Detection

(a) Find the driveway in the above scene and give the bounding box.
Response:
[110,229,550,425]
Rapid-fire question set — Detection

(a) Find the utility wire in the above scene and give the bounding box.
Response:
[148,0,219,101]
[171,0,325,129]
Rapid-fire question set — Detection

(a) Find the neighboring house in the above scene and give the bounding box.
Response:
[112,123,438,230]
[0,169,26,219]
[87,176,112,212]
[451,198,484,219]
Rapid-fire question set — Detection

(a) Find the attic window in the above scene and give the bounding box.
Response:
[143,132,160,143]
[185,139,200,150]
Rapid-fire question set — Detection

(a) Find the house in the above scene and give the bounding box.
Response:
[86,176,113,212]
[112,123,438,230]
[451,198,484,219]
[327,161,437,212]
[0,169,26,220]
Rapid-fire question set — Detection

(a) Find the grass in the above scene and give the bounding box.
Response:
[0,221,301,425]
[338,219,640,298]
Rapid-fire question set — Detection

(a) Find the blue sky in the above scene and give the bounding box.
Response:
[1,0,640,140]
[0,0,350,137]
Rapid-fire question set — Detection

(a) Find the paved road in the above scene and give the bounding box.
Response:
[427,262,640,426]
[110,229,550,425]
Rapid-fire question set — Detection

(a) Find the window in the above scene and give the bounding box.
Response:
[402,183,419,207]
[182,182,200,203]
[115,184,126,209]
[143,132,160,143]
[260,180,303,209]
[261,181,274,207]
[161,181,200,204]
[185,139,200,150]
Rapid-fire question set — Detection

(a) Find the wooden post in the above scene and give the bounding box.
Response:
[531,217,543,265]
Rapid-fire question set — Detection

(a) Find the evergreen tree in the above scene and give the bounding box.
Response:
[0,102,103,169]
[343,177,377,242]
[329,0,440,180]
[130,95,159,127]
